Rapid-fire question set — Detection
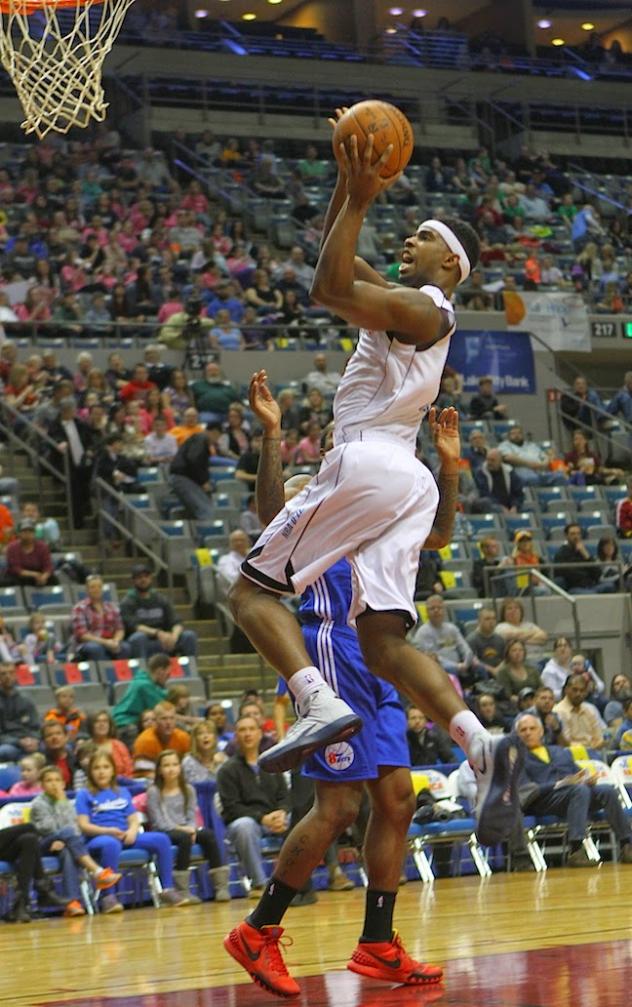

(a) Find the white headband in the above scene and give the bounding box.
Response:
[418,219,471,285]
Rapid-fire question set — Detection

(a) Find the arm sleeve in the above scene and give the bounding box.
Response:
[119,597,138,635]
[185,786,198,828]
[217,763,260,824]
[74,789,91,818]
[455,628,474,664]
[29,798,55,835]
[145,787,171,831]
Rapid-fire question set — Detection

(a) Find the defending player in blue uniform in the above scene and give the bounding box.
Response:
[225,374,460,997]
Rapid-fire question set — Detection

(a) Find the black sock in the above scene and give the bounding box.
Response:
[360,889,397,943]
[247,877,298,929]
[569,840,583,854]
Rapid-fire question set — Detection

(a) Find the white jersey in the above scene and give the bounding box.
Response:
[333,283,456,451]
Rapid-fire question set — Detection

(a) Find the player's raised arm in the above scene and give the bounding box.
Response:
[311,135,478,346]
[425,407,460,549]
[249,371,286,525]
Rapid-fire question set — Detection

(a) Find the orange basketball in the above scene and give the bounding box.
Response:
[332,100,414,179]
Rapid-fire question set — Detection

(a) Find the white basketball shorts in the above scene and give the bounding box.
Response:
[241,438,439,627]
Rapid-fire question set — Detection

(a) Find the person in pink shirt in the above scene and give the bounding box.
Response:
[8,754,46,797]
[180,181,209,217]
[295,421,322,466]
[157,291,184,324]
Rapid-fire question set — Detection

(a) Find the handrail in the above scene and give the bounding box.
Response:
[547,385,632,463]
[92,477,174,591]
[0,402,75,538]
[529,569,581,649]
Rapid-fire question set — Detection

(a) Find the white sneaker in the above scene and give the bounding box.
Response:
[258,686,362,773]
[470,733,524,846]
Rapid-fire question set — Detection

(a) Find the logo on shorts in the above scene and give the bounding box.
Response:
[324,742,355,771]
[281,509,303,539]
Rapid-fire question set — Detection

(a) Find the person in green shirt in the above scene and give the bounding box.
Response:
[112,653,172,747]
[191,361,239,418]
[557,192,578,229]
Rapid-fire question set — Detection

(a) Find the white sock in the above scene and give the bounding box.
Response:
[449,710,489,761]
[288,666,326,712]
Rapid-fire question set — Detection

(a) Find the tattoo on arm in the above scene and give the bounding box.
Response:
[425,471,459,549]
[256,438,286,526]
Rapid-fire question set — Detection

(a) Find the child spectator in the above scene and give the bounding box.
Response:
[182,721,227,784]
[21,612,63,667]
[73,740,97,791]
[0,615,21,664]
[30,765,122,917]
[166,684,203,732]
[75,751,187,912]
[146,749,230,902]
[8,753,46,797]
[44,686,85,741]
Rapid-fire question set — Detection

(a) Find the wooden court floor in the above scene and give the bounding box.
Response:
[2,867,631,1007]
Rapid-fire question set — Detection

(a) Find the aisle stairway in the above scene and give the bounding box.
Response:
[4,448,277,701]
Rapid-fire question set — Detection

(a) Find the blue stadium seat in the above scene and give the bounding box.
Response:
[503,513,534,536]
[535,488,569,512]
[467,514,501,534]
[541,514,570,538]
[24,585,72,610]
[0,587,26,611]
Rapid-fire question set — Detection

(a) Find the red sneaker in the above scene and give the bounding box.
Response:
[224,921,300,998]
[95,868,122,890]
[347,931,443,986]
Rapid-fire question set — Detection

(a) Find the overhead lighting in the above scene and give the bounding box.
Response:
[385,26,397,34]
[267,0,284,5]
[412,9,427,16]
[551,38,565,46]
[242,12,257,20]
[537,19,552,29]
[581,23,595,31]
[389,6,404,14]
[193,9,208,17]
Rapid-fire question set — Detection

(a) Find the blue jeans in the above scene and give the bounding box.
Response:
[41,827,89,901]
[0,742,22,762]
[527,783,632,843]
[567,583,616,595]
[127,629,198,659]
[225,817,271,887]
[169,474,215,520]
[86,832,174,888]
[514,467,567,487]
[75,641,132,661]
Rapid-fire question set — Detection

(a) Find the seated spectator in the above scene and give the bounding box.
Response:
[414,549,446,601]
[164,369,193,420]
[521,685,566,745]
[4,518,56,588]
[216,714,289,898]
[299,388,332,434]
[111,652,171,744]
[553,522,615,595]
[41,720,75,788]
[616,476,632,538]
[540,636,575,699]
[517,686,537,713]
[30,765,122,916]
[459,270,493,311]
[169,424,217,520]
[510,530,549,595]
[278,246,315,292]
[473,448,524,513]
[119,364,157,405]
[133,701,191,762]
[144,415,178,465]
[19,499,60,547]
[278,389,302,431]
[466,607,506,675]
[475,693,508,734]
[240,494,263,541]
[495,640,542,704]
[516,714,632,867]
[44,686,85,742]
[570,653,606,713]
[207,702,234,751]
[166,684,202,732]
[0,499,15,554]
[560,376,605,436]
[0,660,40,762]
[75,751,186,911]
[0,615,20,664]
[211,308,244,351]
[235,431,263,485]
[463,430,490,474]
[245,268,283,313]
[406,706,454,765]
[303,352,340,399]
[553,673,605,751]
[182,721,227,783]
[409,594,478,687]
[120,562,197,660]
[435,374,462,412]
[146,749,229,903]
[7,753,45,797]
[468,377,508,420]
[606,370,632,426]
[191,361,239,420]
[87,710,134,778]
[224,699,276,757]
[614,697,632,751]
[497,425,566,487]
[0,820,70,922]
[220,402,251,460]
[564,429,623,486]
[604,673,632,728]
[170,406,205,447]
[71,574,131,662]
[295,421,322,467]
[495,598,548,663]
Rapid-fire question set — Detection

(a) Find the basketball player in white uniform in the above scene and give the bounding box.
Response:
[229,130,523,852]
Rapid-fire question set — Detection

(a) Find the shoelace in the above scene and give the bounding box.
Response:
[261,930,294,975]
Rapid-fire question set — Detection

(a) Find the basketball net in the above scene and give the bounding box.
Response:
[0,0,136,138]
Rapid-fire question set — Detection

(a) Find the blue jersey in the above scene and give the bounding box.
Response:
[278,558,409,781]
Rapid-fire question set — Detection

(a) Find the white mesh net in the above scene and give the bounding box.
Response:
[0,0,136,138]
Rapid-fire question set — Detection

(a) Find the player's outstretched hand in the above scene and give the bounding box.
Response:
[336,133,402,206]
[429,406,460,467]
[328,107,349,177]
[248,370,281,435]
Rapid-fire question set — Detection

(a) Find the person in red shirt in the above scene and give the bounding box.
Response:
[119,363,157,404]
[4,519,56,587]
[41,721,74,788]
[0,503,14,549]
[617,477,632,538]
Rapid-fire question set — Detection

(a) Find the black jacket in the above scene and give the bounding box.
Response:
[0,688,40,744]
[407,726,455,766]
[170,433,210,486]
[553,543,599,590]
[48,416,95,473]
[217,753,289,824]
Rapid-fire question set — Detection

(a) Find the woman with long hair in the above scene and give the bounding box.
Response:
[146,749,230,902]
[87,710,134,778]
[495,639,542,704]
[495,597,548,661]
[182,721,227,783]
[540,636,574,699]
